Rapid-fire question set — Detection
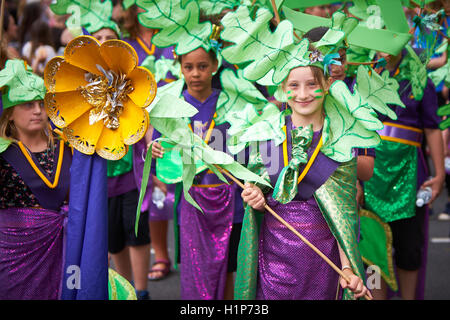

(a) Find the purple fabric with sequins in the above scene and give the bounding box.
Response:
[179,183,235,299]
[0,207,67,299]
[256,195,341,300]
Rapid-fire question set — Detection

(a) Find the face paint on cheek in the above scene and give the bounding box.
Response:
[287,90,293,100]
[314,89,324,99]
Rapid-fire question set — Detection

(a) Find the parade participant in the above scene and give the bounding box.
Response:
[364,45,445,300]
[139,0,250,299]
[0,59,72,299]
[217,6,403,300]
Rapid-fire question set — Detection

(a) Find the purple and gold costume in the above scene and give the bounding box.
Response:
[0,140,72,299]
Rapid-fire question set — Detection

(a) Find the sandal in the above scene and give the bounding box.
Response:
[148,259,171,281]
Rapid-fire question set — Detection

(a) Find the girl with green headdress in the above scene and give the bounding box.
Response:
[239,49,372,301]
[0,59,72,299]
[216,4,406,300]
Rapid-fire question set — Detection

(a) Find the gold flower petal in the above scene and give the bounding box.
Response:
[99,39,138,76]
[96,127,128,160]
[45,91,92,128]
[44,57,89,92]
[64,35,110,76]
[120,98,149,145]
[63,111,104,155]
[127,66,157,108]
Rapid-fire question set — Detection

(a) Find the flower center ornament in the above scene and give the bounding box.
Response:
[82,65,134,130]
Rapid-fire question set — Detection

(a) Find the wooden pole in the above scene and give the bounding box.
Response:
[217,165,372,300]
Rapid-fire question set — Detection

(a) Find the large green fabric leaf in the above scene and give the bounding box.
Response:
[137,0,212,55]
[283,4,412,56]
[226,103,285,154]
[220,6,310,85]
[141,55,181,83]
[321,81,383,162]
[355,65,405,120]
[148,101,272,212]
[147,93,198,118]
[216,69,267,125]
[50,0,119,35]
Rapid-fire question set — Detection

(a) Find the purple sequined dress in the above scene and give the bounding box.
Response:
[0,141,71,299]
[256,196,340,300]
[256,117,342,299]
[176,89,244,299]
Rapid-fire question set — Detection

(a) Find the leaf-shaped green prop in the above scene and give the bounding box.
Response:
[216,69,267,125]
[137,0,212,55]
[355,65,405,120]
[321,81,383,162]
[227,102,285,155]
[136,92,272,232]
[220,6,310,85]
[143,111,272,215]
[141,55,181,83]
[50,0,119,35]
[313,10,358,50]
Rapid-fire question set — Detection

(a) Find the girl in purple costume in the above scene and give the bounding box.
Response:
[151,46,244,299]
[241,65,372,300]
[121,4,178,281]
[0,89,72,299]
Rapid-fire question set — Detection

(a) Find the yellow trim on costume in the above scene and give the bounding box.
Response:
[18,140,64,189]
[282,126,288,167]
[382,122,423,134]
[188,112,217,145]
[380,135,421,148]
[137,37,155,56]
[297,136,323,184]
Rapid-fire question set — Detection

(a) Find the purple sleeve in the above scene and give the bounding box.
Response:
[420,78,441,129]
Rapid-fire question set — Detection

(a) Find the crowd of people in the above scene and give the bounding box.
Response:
[0,0,449,302]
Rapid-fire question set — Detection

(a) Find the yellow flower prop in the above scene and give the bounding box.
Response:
[44,35,157,160]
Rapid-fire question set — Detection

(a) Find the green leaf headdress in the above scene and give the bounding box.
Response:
[50,0,121,38]
[220,5,404,163]
[0,59,46,110]
[136,0,223,57]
